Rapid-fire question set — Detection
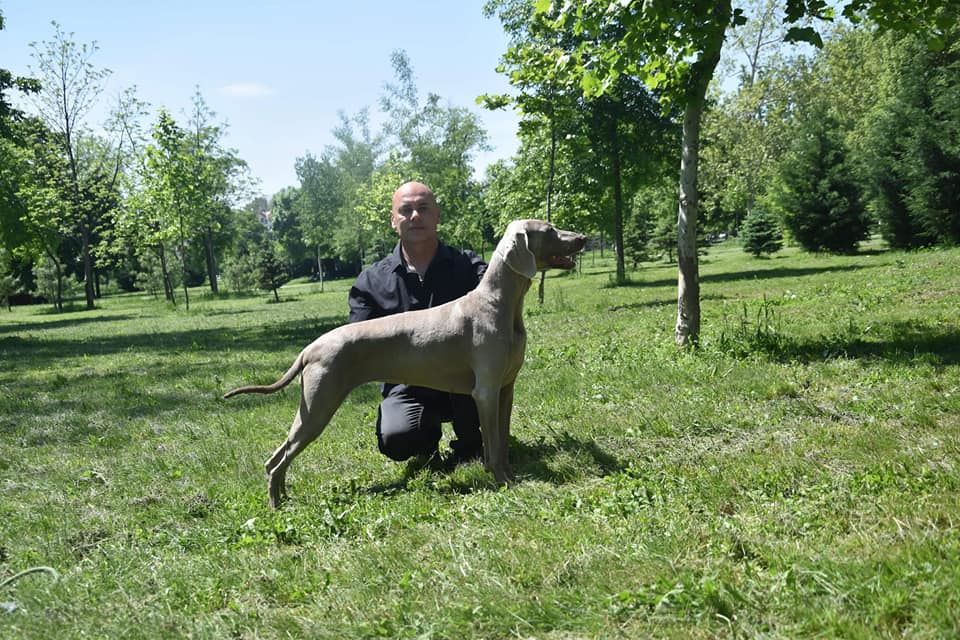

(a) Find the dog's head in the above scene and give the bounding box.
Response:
[497,219,587,279]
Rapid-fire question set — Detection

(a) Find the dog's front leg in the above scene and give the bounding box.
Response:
[473,382,510,484]
[495,382,515,482]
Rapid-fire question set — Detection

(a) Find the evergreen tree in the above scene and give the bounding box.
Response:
[652,217,676,263]
[773,108,869,253]
[623,206,653,269]
[740,207,783,257]
[855,30,960,248]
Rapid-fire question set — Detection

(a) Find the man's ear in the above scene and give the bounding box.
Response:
[504,227,537,279]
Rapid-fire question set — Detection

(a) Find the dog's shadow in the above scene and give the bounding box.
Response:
[366,430,624,496]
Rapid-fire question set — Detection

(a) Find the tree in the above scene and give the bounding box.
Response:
[270,186,312,277]
[0,10,41,140]
[380,50,491,250]
[772,106,869,253]
[296,150,347,289]
[256,241,288,303]
[740,207,783,257]
[184,88,249,294]
[484,0,676,287]
[523,0,958,345]
[146,109,195,308]
[323,109,383,271]
[623,205,653,269]
[520,0,947,341]
[0,247,18,310]
[701,16,802,235]
[853,27,960,247]
[1,10,41,256]
[16,121,73,311]
[27,23,128,310]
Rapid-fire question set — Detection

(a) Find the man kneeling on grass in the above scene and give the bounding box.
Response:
[347,181,487,468]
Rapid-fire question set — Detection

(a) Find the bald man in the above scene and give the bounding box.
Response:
[348,182,487,466]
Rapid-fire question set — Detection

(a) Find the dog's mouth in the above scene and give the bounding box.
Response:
[544,255,577,270]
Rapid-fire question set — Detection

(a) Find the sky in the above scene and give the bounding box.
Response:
[0,0,521,199]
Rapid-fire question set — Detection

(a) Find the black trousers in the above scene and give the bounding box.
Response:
[376,384,482,461]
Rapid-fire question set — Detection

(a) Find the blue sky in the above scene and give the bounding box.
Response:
[0,0,521,199]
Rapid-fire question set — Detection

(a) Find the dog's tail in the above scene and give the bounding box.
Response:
[223,352,305,399]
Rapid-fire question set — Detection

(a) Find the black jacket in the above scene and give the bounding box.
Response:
[348,242,487,322]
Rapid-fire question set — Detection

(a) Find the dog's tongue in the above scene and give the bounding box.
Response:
[548,255,576,269]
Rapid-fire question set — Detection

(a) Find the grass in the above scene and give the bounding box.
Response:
[1,240,959,638]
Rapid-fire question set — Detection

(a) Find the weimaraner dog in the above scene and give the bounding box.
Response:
[224,219,587,508]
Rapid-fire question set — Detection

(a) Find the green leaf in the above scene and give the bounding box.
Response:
[784,26,824,48]
[533,0,552,15]
[580,69,602,96]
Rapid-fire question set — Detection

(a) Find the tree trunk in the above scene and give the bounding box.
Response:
[611,120,626,285]
[52,256,64,313]
[675,24,725,347]
[316,245,325,293]
[158,243,175,305]
[204,227,219,294]
[177,206,190,311]
[81,223,95,310]
[539,118,558,305]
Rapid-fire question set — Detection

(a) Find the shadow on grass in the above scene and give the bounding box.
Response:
[608,292,727,312]
[0,315,348,370]
[609,263,878,290]
[724,320,960,366]
[366,430,625,496]
[0,313,139,335]
[513,430,626,481]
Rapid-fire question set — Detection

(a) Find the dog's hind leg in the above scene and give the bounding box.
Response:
[265,378,347,509]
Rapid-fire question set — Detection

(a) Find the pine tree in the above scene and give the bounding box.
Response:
[740,208,783,257]
[624,208,653,269]
[774,108,870,254]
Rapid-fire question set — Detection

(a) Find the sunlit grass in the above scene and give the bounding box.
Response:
[1,240,959,638]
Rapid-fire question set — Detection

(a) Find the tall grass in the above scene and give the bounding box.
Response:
[1,241,958,638]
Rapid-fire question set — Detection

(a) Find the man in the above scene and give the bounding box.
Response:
[348,181,487,466]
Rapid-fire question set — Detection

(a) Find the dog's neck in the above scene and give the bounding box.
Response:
[477,251,532,328]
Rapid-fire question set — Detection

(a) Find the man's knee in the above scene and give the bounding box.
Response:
[376,391,441,461]
[378,430,430,461]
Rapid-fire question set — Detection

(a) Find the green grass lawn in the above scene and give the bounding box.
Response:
[2,241,959,638]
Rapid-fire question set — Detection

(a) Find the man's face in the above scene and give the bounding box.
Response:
[391,183,440,245]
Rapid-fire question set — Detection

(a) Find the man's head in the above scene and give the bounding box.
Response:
[391,181,440,249]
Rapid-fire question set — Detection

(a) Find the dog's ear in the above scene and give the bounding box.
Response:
[504,224,537,279]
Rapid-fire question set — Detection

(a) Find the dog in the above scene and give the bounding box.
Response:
[224,219,587,508]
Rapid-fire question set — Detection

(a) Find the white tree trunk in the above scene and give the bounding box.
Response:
[675,44,723,346]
